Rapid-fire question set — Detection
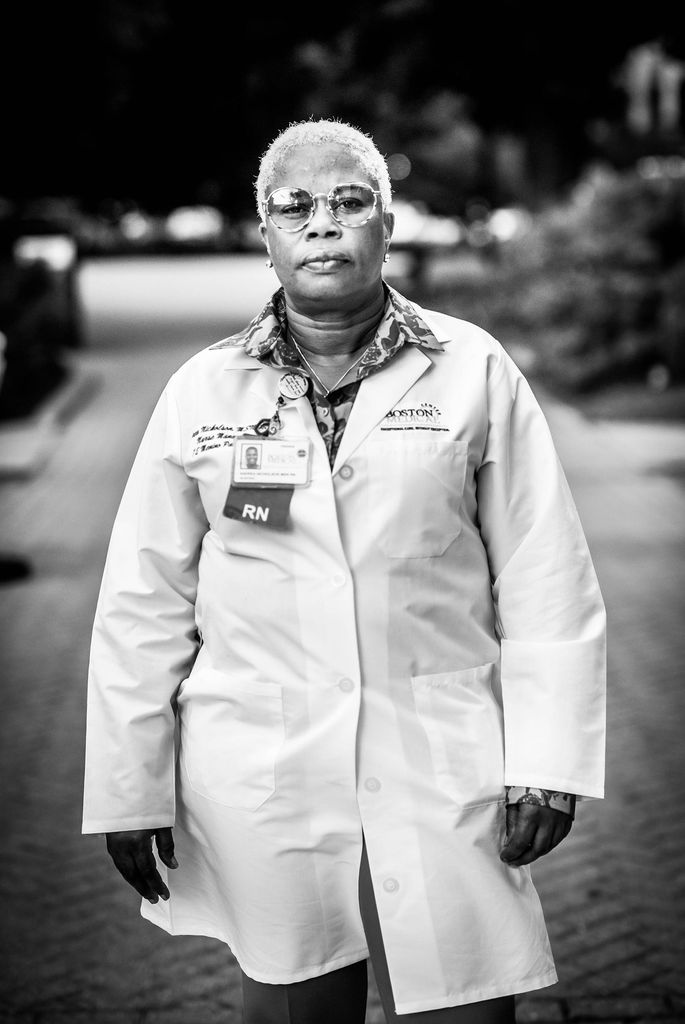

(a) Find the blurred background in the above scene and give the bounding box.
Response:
[1,3,685,1023]
[1,0,685,420]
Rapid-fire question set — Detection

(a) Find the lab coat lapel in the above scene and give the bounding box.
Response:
[244,361,281,408]
[332,345,434,473]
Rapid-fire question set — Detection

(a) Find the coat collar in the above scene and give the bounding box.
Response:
[210,285,443,377]
[210,285,442,471]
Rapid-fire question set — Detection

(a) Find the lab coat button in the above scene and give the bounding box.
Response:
[383,878,399,893]
[339,464,354,480]
[331,573,346,587]
[338,677,354,693]
[364,777,381,792]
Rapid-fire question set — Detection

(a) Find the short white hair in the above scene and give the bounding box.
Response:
[255,118,393,219]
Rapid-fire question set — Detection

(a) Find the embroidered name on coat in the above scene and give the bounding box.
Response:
[191,423,252,456]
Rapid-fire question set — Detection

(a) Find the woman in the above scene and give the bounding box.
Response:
[83,119,606,1023]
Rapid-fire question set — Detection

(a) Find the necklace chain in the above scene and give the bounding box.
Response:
[292,338,371,397]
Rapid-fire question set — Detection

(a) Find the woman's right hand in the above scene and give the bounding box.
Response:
[105,827,178,903]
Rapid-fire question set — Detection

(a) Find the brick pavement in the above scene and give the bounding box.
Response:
[1,292,684,1023]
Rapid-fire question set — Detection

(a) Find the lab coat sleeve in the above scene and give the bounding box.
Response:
[476,350,606,799]
[82,379,207,833]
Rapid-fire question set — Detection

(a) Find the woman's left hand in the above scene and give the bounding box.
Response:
[499,804,573,867]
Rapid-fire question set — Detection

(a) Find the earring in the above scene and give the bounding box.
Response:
[383,252,390,264]
[265,257,273,268]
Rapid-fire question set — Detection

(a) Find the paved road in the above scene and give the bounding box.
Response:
[1,256,684,1023]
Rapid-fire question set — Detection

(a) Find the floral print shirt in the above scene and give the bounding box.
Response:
[218,284,575,817]
[216,283,442,466]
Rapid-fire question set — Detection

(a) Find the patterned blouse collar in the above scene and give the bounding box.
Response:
[211,284,442,379]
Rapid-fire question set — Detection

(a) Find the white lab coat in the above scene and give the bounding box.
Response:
[82,301,606,1014]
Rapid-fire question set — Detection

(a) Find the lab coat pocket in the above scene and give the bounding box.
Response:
[366,439,468,557]
[180,671,285,810]
[411,662,504,808]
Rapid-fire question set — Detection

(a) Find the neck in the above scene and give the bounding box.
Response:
[285,288,385,362]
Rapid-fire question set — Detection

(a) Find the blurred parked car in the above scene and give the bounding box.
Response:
[117,208,167,251]
[0,200,84,421]
[391,198,463,249]
[164,205,237,251]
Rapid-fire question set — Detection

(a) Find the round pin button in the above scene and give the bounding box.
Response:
[279,372,309,400]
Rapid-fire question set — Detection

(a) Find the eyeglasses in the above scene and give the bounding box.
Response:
[263,182,382,232]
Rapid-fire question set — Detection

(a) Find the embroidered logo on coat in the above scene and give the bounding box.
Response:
[380,402,448,431]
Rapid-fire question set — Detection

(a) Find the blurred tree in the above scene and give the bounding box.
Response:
[429,162,685,391]
[284,0,685,210]
[2,0,683,215]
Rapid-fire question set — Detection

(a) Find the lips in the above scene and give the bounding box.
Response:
[301,251,349,267]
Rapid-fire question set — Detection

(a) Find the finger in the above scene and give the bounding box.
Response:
[502,804,522,848]
[132,843,170,903]
[155,828,178,869]
[500,805,537,863]
[504,823,550,867]
[110,846,160,902]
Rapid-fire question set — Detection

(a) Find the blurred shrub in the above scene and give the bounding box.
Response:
[427,162,685,393]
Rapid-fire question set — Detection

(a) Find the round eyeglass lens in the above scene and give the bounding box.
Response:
[267,188,313,230]
[329,184,377,225]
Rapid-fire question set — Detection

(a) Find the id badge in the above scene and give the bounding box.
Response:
[223,437,312,530]
[232,437,312,487]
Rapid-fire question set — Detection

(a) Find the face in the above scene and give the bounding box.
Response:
[260,143,394,314]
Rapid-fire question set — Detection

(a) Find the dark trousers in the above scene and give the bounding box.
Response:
[241,843,516,1024]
